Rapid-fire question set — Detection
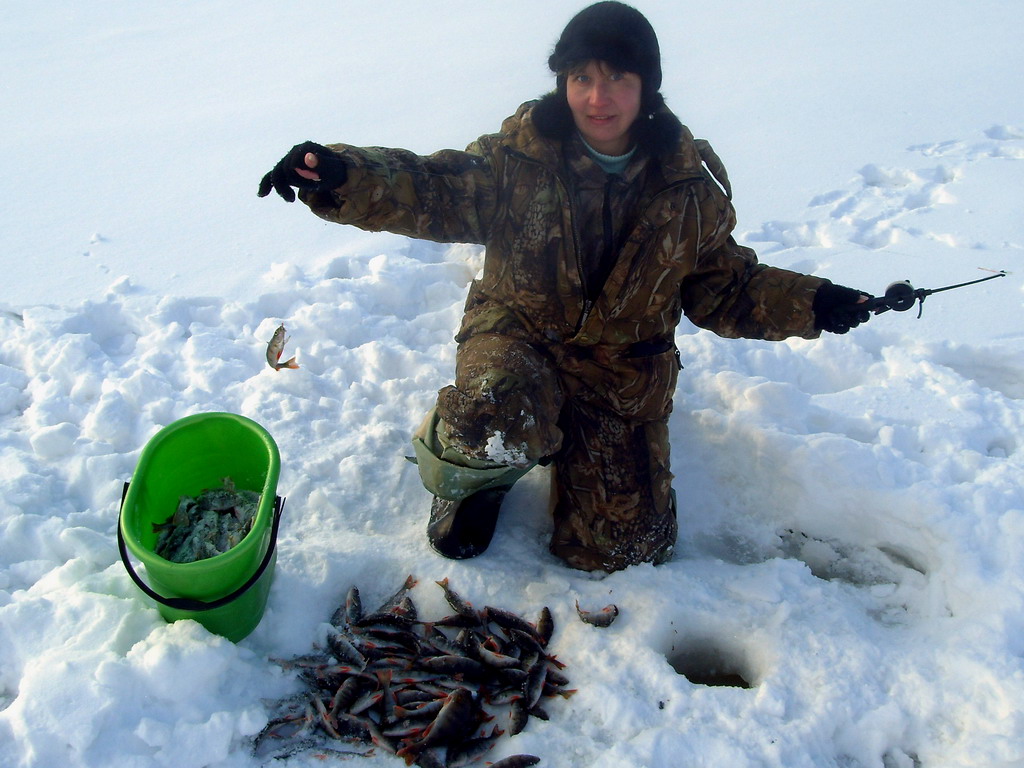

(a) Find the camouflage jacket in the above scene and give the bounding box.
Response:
[300,100,825,419]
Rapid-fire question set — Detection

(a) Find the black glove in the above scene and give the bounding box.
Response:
[257,141,348,202]
[813,282,872,334]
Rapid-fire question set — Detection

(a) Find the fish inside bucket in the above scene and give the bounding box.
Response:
[152,478,262,564]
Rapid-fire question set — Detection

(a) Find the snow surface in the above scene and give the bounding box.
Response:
[2,2,1023,767]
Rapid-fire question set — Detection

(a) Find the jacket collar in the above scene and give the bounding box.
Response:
[496,95,705,186]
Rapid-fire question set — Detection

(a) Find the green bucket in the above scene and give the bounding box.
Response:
[118,412,285,642]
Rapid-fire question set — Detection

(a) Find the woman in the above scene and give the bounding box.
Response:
[259,2,869,572]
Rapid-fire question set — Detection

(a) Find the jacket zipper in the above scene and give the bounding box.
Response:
[576,178,616,336]
[565,178,592,334]
[599,179,614,289]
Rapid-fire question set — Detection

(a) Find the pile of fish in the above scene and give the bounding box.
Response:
[152,478,259,563]
[254,575,572,767]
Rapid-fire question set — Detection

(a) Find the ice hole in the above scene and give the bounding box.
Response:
[667,642,754,689]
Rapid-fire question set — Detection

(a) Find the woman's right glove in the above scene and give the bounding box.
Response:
[257,141,348,202]
[813,282,872,334]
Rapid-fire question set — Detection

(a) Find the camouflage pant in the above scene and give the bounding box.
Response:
[420,332,678,572]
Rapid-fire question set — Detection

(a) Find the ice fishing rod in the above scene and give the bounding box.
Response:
[864,270,1008,319]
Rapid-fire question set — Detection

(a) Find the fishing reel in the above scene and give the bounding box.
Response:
[864,271,1007,319]
[864,280,922,315]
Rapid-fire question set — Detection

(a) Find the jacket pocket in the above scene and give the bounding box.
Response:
[568,343,681,421]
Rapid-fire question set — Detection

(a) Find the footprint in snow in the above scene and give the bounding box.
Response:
[743,125,1022,253]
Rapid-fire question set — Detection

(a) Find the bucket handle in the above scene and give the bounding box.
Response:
[117,482,286,612]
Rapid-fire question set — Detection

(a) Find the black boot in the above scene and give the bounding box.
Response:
[426,487,511,560]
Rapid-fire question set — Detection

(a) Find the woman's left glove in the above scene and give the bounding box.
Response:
[813,282,872,334]
[258,141,348,202]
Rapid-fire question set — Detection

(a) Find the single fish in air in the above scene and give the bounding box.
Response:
[266,324,299,370]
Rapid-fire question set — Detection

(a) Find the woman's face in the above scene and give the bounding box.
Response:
[565,60,642,156]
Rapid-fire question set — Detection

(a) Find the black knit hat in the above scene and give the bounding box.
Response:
[548,2,662,99]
